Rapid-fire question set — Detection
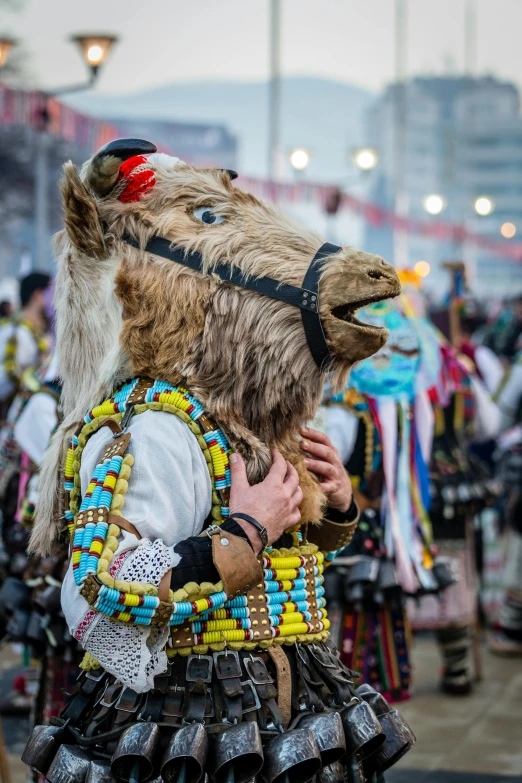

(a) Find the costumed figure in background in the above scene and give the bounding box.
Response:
[0,273,52,585]
[402,281,500,695]
[23,139,415,783]
[0,272,51,422]
[6,352,83,726]
[319,298,440,702]
[0,352,78,720]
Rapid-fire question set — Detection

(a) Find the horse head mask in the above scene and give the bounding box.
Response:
[32,138,400,554]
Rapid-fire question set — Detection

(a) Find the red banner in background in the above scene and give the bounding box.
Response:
[2,83,522,262]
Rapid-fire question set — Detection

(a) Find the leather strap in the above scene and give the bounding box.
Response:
[301,242,338,369]
[211,528,263,598]
[108,513,141,539]
[267,646,292,728]
[306,515,359,553]
[123,234,341,369]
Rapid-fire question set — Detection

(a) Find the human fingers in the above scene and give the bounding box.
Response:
[283,461,300,492]
[318,480,336,494]
[301,438,336,464]
[301,426,333,448]
[267,449,287,481]
[303,457,336,479]
[290,485,303,508]
[229,453,249,491]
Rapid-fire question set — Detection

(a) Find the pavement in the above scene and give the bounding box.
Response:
[0,635,521,783]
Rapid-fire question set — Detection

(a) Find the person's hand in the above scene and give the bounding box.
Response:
[300,426,353,512]
[229,450,303,554]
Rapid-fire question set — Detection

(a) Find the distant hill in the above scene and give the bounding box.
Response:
[64,76,375,181]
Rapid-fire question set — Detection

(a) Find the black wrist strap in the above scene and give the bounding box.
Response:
[228,513,268,549]
[327,497,359,524]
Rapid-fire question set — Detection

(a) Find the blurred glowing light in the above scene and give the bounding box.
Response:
[474,196,494,216]
[501,222,516,239]
[87,45,103,64]
[289,148,310,171]
[0,38,16,69]
[353,147,379,170]
[422,194,446,216]
[414,261,431,278]
[70,34,118,72]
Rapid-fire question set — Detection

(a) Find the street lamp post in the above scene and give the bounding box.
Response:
[0,34,118,270]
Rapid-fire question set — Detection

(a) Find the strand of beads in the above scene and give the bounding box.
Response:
[72,453,124,586]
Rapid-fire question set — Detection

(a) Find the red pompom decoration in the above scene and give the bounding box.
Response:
[117,155,156,203]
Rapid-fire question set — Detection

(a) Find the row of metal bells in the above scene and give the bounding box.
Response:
[23,697,412,783]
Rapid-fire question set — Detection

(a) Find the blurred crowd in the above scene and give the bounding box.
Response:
[0,266,520,725]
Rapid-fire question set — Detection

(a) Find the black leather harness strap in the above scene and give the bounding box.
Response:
[122,234,341,370]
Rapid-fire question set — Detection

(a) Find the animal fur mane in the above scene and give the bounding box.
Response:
[31,154,394,555]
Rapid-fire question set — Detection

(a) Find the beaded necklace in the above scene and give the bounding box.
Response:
[67,378,331,655]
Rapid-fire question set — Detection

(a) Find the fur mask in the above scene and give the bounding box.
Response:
[31,139,400,555]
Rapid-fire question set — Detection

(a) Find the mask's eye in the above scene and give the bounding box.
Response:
[193,206,225,225]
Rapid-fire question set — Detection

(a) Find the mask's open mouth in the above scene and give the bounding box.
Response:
[331,296,389,330]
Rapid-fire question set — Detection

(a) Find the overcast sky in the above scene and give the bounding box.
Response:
[2,0,522,95]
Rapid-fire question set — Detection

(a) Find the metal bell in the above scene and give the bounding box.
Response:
[355,684,390,716]
[87,760,117,783]
[111,722,161,782]
[46,745,92,783]
[161,723,208,783]
[341,700,385,760]
[210,722,264,783]
[298,711,346,766]
[21,724,66,775]
[363,710,415,775]
[317,762,345,783]
[261,728,321,783]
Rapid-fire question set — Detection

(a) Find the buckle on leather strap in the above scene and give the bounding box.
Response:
[241,680,262,713]
[309,644,336,669]
[85,668,106,682]
[186,654,213,684]
[244,655,274,686]
[214,650,242,680]
[114,687,142,714]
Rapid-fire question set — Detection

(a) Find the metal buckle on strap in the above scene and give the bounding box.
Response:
[85,668,106,682]
[114,687,142,714]
[186,654,213,684]
[118,404,135,435]
[244,655,274,686]
[214,650,242,679]
[100,683,123,709]
[241,680,262,713]
[309,644,336,669]
[161,686,185,718]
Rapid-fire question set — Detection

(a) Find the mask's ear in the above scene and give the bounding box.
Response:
[60,161,108,259]
[60,138,158,259]
[81,137,157,197]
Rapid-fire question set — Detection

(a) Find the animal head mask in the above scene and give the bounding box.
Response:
[32,138,400,554]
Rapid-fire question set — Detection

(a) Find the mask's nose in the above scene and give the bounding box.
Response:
[360,256,399,286]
